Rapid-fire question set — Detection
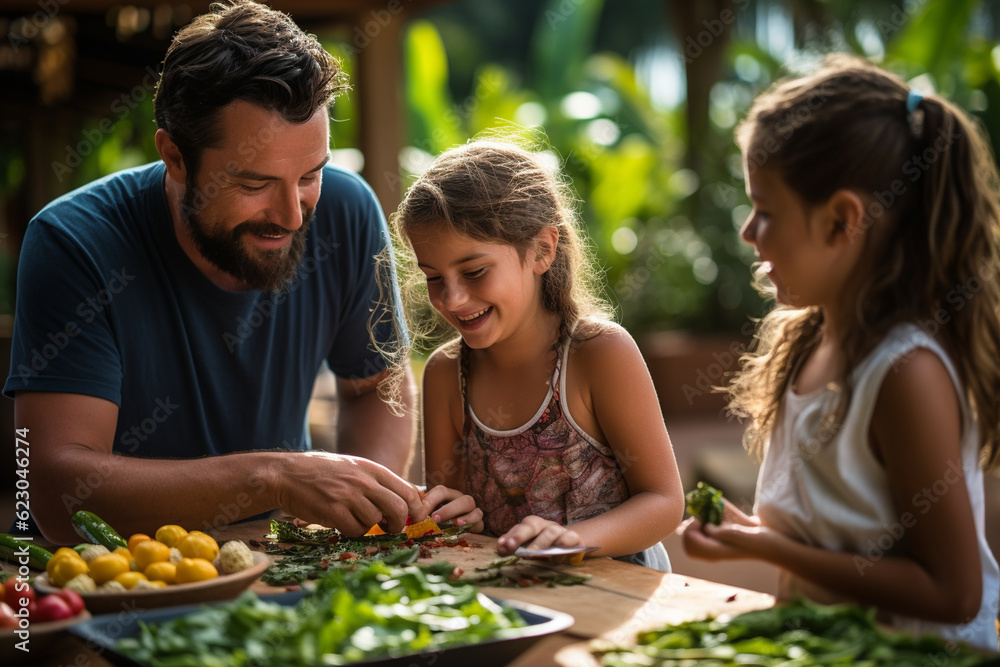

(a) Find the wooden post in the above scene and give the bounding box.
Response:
[355,7,406,218]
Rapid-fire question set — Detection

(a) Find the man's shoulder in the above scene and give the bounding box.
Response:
[320,162,374,190]
[316,164,382,218]
[33,162,166,236]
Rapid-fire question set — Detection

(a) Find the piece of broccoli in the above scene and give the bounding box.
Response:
[685,481,725,525]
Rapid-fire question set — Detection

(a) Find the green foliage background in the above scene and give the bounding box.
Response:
[6,0,1000,334]
[390,0,1000,335]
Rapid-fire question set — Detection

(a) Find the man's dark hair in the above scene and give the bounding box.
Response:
[153,0,346,177]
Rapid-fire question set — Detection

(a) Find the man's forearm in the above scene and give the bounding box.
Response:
[336,368,417,477]
[34,445,285,545]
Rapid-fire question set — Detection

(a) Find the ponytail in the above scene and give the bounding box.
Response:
[914,96,1000,468]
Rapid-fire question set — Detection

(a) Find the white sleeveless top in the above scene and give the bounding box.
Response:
[754,324,999,651]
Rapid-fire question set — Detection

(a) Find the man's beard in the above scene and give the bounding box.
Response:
[180,181,313,292]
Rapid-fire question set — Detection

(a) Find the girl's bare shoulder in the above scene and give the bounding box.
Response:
[568,321,645,373]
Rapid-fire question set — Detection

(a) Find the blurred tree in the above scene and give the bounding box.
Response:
[408,0,1000,336]
[3,0,997,334]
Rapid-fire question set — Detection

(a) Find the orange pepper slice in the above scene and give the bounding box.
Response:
[403,518,441,539]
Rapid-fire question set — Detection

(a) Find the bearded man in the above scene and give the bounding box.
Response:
[5,0,424,544]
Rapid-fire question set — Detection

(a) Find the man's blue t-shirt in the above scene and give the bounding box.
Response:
[4,161,397,458]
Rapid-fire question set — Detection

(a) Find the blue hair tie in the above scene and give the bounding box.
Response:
[906,90,923,113]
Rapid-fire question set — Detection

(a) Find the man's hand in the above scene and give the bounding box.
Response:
[276,451,426,536]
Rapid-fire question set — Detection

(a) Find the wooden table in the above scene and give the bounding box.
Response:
[14,517,775,667]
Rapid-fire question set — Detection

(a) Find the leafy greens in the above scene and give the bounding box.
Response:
[685,481,725,525]
[596,598,1000,666]
[117,561,526,666]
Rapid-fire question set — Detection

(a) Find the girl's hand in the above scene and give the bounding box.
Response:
[680,500,762,561]
[420,484,484,533]
[680,509,781,562]
[496,516,584,555]
[681,517,751,561]
[717,498,759,526]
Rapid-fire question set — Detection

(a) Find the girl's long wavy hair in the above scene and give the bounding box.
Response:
[728,54,1000,469]
[374,136,614,410]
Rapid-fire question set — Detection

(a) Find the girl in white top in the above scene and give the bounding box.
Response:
[682,54,1000,651]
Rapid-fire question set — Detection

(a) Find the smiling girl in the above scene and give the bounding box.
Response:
[383,138,683,569]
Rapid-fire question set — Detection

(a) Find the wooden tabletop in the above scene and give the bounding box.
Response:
[13,517,775,667]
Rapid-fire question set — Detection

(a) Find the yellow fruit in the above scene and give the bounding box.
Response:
[47,550,89,587]
[112,547,138,571]
[133,540,171,571]
[46,548,82,577]
[144,561,177,585]
[174,558,218,584]
[89,553,131,585]
[177,532,219,561]
[113,571,149,590]
[155,525,188,549]
[128,533,152,553]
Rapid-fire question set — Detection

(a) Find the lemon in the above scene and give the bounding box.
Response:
[134,540,171,571]
[89,553,131,585]
[127,533,152,554]
[175,558,218,584]
[114,571,149,590]
[177,532,219,561]
[155,524,188,549]
[47,549,89,587]
[144,561,177,585]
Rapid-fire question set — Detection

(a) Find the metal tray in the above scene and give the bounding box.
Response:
[69,590,575,667]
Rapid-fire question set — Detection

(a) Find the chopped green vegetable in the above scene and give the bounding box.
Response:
[117,561,526,665]
[258,519,471,586]
[458,556,590,588]
[685,481,725,525]
[596,598,998,666]
[258,520,587,589]
[265,519,341,545]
